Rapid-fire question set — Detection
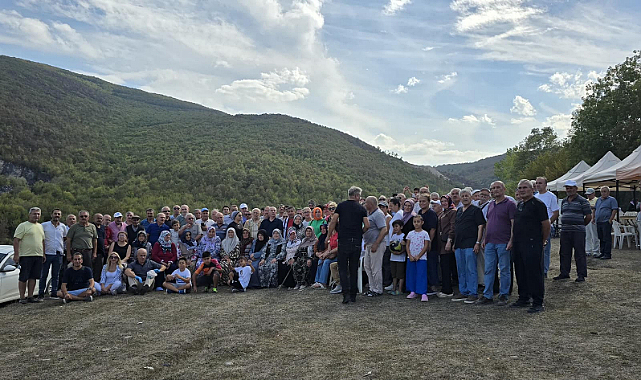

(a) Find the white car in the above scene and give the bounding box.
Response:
[0,245,51,303]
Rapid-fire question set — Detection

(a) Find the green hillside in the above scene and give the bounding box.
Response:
[0,56,454,242]
[435,154,505,190]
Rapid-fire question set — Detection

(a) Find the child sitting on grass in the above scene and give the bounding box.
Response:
[230,256,254,293]
[389,220,406,295]
[192,251,223,293]
[164,257,191,294]
[405,215,430,302]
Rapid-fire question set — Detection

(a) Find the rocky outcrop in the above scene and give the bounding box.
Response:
[0,159,51,185]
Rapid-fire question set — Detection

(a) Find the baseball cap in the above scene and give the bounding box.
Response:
[132,215,140,220]
[378,201,388,207]
[471,189,480,195]
[201,207,209,212]
[430,200,440,205]
[564,180,578,187]
[585,188,595,194]
[113,212,123,218]
[239,203,248,209]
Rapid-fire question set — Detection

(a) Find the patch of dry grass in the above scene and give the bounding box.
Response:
[1,240,640,380]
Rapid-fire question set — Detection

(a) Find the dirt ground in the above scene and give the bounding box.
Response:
[1,239,640,380]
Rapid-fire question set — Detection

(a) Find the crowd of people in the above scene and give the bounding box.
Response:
[11,178,621,314]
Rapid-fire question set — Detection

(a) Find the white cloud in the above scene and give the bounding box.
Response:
[450,0,543,33]
[537,70,602,99]
[510,117,536,124]
[543,113,572,137]
[407,77,420,86]
[391,84,408,94]
[373,133,498,165]
[383,0,412,16]
[448,113,495,126]
[422,46,435,51]
[216,67,310,102]
[510,95,536,116]
[437,71,458,83]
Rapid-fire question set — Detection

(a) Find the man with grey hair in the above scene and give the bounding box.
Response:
[450,188,463,209]
[362,196,388,297]
[329,186,370,304]
[179,213,203,242]
[594,186,618,259]
[67,210,98,269]
[13,207,45,304]
[534,176,559,277]
[584,188,599,256]
[555,180,591,282]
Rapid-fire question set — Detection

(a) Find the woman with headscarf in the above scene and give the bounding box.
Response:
[292,226,317,289]
[227,211,244,239]
[311,224,338,289]
[259,229,286,288]
[198,226,221,260]
[401,198,418,238]
[131,230,152,262]
[248,229,268,288]
[239,228,254,258]
[279,228,300,289]
[309,207,325,237]
[220,228,241,285]
[291,214,305,240]
[180,230,199,267]
[151,230,178,291]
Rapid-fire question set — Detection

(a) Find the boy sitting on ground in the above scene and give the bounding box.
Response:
[164,257,191,294]
[192,251,223,293]
[230,256,254,293]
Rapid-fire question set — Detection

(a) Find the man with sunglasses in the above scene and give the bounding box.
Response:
[66,210,98,269]
[58,252,95,303]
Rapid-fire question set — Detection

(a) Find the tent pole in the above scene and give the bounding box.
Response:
[615,179,621,223]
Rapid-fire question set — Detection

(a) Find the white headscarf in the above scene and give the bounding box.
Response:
[221,227,240,254]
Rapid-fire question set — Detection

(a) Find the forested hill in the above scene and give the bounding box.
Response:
[435,154,505,190]
[0,55,455,242]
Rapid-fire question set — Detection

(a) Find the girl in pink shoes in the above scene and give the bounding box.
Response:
[405,215,430,302]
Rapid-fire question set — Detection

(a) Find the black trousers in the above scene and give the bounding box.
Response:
[338,238,361,295]
[559,231,587,278]
[382,246,392,287]
[277,262,295,288]
[439,252,456,294]
[513,239,544,306]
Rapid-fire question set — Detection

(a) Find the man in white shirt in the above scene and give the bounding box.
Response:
[534,177,559,277]
[39,208,67,299]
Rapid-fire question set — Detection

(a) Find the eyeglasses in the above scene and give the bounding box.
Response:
[173,207,179,210]
[79,215,88,218]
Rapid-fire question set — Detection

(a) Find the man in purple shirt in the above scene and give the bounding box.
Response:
[478,181,516,306]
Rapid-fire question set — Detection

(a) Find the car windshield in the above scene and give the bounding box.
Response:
[0,253,7,265]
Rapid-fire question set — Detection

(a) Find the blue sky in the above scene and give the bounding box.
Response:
[1,0,639,165]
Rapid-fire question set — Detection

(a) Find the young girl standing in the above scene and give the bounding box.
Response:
[405,215,431,302]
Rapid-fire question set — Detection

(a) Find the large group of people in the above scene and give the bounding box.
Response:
[11,179,622,314]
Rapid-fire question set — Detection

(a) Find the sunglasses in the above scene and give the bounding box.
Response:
[110,256,119,260]
[329,207,336,211]
[79,215,88,218]
[173,207,180,210]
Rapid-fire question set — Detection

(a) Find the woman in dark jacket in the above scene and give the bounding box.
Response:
[436,195,457,297]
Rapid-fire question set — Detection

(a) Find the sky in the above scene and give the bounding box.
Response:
[0,0,639,165]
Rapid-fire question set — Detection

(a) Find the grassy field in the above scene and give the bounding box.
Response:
[1,239,640,380]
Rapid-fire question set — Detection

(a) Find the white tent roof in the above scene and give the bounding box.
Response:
[547,160,591,191]
[566,151,621,188]
[583,144,641,187]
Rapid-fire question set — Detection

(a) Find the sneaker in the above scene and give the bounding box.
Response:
[367,291,381,297]
[452,294,468,302]
[510,300,531,308]
[293,284,300,290]
[83,295,93,302]
[406,292,417,299]
[110,289,118,296]
[27,297,43,303]
[178,289,186,294]
[211,288,218,293]
[311,282,320,289]
[599,256,611,260]
[575,277,585,282]
[426,287,438,296]
[553,275,570,281]
[384,284,394,291]
[437,292,454,298]
[388,290,397,295]
[298,285,307,291]
[330,285,343,294]
[421,294,429,302]
[497,295,508,306]
[61,298,68,304]
[155,287,164,291]
[49,295,60,300]
[18,298,27,304]
[232,288,240,293]
[527,305,544,314]
[318,283,326,290]
[475,297,493,305]
[464,295,478,304]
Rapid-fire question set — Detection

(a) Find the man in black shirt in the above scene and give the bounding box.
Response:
[511,179,551,313]
[93,213,106,282]
[58,252,95,303]
[328,186,370,304]
[259,207,284,237]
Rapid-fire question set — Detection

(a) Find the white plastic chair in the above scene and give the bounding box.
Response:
[612,221,634,249]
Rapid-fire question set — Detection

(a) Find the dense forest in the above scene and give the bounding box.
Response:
[0,56,455,242]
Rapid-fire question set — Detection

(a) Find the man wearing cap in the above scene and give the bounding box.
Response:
[534,177,560,277]
[555,180,591,282]
[584,188,600,256]
[106,212,127,246]
[594,186,618,260]
[471,189,481,205]
[126,215,146,244]
[196,208,215,230]
[239,203,249,223]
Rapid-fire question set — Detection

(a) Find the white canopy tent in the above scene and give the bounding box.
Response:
[547,160,591,191]
[583,145,641,189]
[565,151,621,189]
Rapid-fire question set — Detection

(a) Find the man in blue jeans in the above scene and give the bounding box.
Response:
[477,181,516,306]
[594,186,618,259]
[39,208,67,300]
[328,186,369,304]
